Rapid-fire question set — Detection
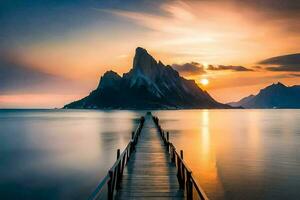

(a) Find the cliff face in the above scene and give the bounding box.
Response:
[64,47,230,109]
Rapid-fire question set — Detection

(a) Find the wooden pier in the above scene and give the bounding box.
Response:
[89,113,209,200]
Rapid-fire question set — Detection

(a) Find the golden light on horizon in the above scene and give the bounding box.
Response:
[1,0,300,108]
[202,62,209,69]
[201,78,209,86]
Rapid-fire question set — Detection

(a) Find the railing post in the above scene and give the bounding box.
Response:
[126,145,130,161]
[116,149,121,190]
[121,152,126,175]
[117,149,120,160]
[166,132,170,152]
[177,156,184,189]
[107,170,113,200]
[128,142,133,161]
[130,140,135,153]
[180,150,185,190]
[152,115,208,200]
[131,131,134,139]
[171,147,175,163]
[186,171,193,200]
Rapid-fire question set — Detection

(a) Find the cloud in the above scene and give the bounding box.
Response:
[258,53,300,71]
[234,0,300,13]
[270,73,300,78]
[107,0,300,65]
[0,56,85,94]
[289,73,300,77]
[259,53,300,65]
[265,65,300,71]
[207,65,253,71]
[172,62,205,75]
[252,65,262,69]
[172,62,254,76]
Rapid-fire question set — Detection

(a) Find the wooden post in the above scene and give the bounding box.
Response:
[117,155,126,190]
[128,142,133,161]
[107,170,113,200]
[115,149,121,190]
[130,141,133,153]
[186,171,193,200]
[126,146,130,161]
[180,150,185,189]
[171,147,175,163]
[117,149,120,160]
[166,132,170,151]
[177,156,184,189]
[131,140,135,152]
[121,154,126,175]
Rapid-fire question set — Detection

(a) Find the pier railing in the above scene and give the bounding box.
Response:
[153,116,209,200]
[88,116,145,200]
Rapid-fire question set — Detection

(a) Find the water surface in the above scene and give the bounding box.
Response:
[0,109,300,200]
[0,109,141,200]
[153,110,300,200]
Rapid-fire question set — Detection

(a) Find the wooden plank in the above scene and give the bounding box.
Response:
[117,191,184,197]
[116,115,184,200]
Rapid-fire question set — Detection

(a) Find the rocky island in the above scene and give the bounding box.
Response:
[64,47,230,109]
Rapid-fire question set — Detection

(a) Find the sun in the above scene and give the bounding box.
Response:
[202,62,209,69]
[200,78,209,85]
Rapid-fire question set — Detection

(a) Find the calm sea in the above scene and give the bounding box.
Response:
[0,109,300,200]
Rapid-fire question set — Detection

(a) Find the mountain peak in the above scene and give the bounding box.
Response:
[267,82,286,89]
[64,47,229,109]
[134,47,150,66]
[130,47,163,81]
[229,82,300,108]
[103,70,120,77]
[133,47,157,70]
[135,47,148,55]
[97,70,121,90]
[274,82,285,87]
[259,82,287,95]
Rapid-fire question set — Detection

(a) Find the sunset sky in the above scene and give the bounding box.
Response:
[0,0,300,108]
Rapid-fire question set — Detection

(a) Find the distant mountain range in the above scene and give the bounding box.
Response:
[229,82,300,108]
[64,47,230,109]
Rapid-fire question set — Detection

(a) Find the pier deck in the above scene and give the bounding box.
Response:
[116,114,184,199]
[89,114,208,200]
